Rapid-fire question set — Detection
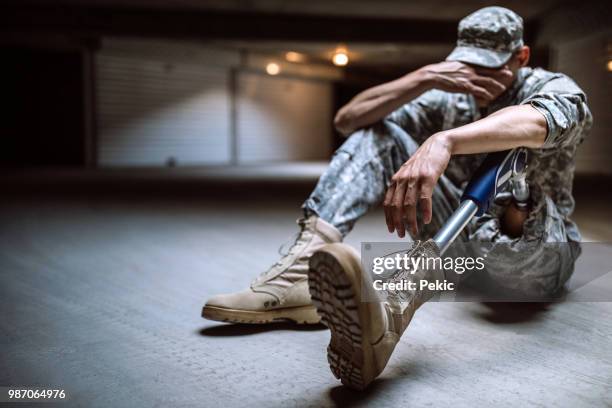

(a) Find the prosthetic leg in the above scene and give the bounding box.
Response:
[387,147,530,301]
[308,148,530,390]
[434,147,530,254]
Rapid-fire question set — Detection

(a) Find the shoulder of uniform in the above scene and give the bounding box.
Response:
[523,67,585,97]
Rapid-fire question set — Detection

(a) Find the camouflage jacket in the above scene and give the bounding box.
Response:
[387,66,593,241]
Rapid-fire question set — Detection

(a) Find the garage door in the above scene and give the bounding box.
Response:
[96,39,233,166]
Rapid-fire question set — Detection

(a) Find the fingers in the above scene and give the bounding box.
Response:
[463,64,510,101]
[451,76,493,101]
[419,178,435,225]
[471,76,506,95]
[475,66,513,81]
[385,161,439,238]
[402,169,436,236]
[392,182,408,238]
[465,82,494,102]
[385,174,415,238]
[383,183,396,233]
[402,182,418,237]
[434,61,512,102]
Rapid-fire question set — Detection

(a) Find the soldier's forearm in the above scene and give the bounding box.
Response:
[438,104,547,155]
[333,69,431,136]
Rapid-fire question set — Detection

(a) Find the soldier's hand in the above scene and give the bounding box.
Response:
[383,133,452,238]
[420,61,511,105]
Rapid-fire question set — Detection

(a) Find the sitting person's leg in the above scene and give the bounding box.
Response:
[304,120,463,238]
[203,122,427,324]
[305,127,473,389]
[306,179,578,389]
[468,192,580,299]
[308,239,448,390]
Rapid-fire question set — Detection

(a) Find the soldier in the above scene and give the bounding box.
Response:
[202,6,592,389]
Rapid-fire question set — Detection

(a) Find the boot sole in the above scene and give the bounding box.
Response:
[308,245,375,390]
[201,304,321,324]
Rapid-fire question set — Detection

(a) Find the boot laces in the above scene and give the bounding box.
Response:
[256,219,310,282]
[275,232,301,265]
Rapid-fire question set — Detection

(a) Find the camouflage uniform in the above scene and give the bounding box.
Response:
[303,7,593,297]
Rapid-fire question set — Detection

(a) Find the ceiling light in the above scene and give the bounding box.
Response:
[266,62,280,75]
[607,60,612,72]
[332,49,349,67]
[285,51,304,63]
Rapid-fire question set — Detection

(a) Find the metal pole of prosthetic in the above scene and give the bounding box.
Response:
[432,148,529,255]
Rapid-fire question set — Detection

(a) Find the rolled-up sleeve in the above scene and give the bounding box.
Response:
[522,76,593,149]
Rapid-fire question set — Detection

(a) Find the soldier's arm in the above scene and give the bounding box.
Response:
[442,76,592,154]
[439,104,547,154]
[334,61,506,136]
[384,104,547,238]
[333,70,430,136]
[384,88,592,237]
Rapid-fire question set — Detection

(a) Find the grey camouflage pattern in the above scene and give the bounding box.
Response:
[447,6,524,68]
[303,66,592,296]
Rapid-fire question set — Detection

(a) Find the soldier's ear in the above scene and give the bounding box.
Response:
[516,46,530,67]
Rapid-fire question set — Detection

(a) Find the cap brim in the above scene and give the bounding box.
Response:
[446,45,512,68]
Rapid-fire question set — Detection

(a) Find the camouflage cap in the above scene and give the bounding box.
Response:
[446,6,524,68]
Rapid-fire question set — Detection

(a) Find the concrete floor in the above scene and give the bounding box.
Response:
[0,177,611,407]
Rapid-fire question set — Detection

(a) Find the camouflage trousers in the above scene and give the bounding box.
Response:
[303,120,580,297]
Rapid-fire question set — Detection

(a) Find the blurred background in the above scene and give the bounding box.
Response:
[1,0,611,176]
[1,2,612,406]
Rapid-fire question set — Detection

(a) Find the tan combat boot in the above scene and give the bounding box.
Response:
[308,241,441,389]
[202,215,342,324]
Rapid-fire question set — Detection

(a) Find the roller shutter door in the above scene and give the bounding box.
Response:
[96,40,232,166]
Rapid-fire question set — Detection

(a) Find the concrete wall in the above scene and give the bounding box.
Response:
[552,30,612,175]
[537,3,612,175]
[237,72,332,163]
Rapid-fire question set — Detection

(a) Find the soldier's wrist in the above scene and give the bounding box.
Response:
[432,131,454,156]
[411,67,436,92]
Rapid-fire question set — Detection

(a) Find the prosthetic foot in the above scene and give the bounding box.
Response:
[202,216,342,324]
[308,243,435,390]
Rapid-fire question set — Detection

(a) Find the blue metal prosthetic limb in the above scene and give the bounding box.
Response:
[433,148,529,254]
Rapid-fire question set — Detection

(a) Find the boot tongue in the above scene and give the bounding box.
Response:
[308,216,342,243]
[251,216,340,288]
[251,219,311,286]
[297,216,315,233]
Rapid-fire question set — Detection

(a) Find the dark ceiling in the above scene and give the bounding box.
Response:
[2,0,564,20]
[1,0,609,72]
